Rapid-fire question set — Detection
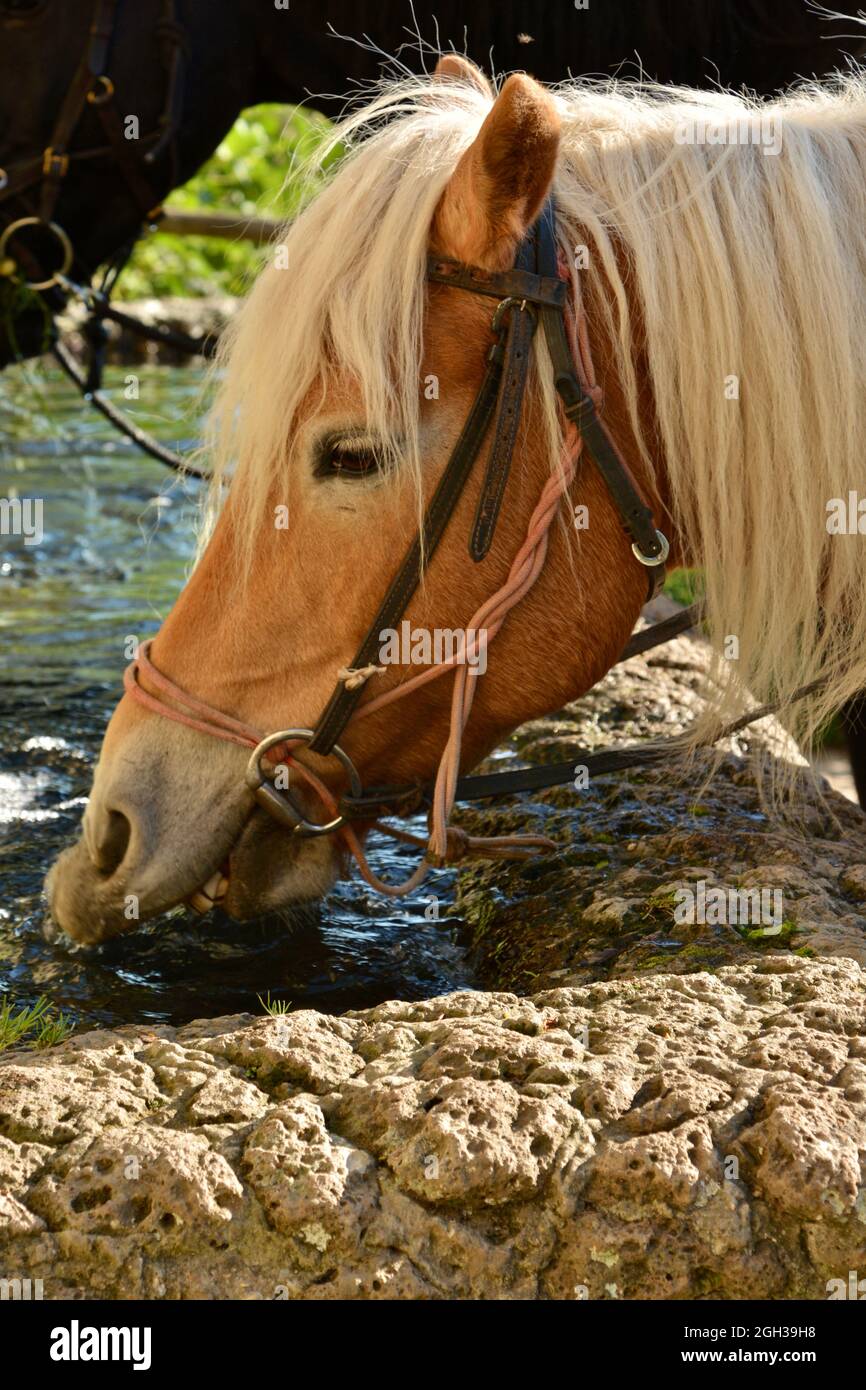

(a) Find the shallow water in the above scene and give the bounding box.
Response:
[0,363,472,1030]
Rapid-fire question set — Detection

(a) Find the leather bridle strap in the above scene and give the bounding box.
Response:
[38,0,120,221]
[469,229,540,562]
[307,225,561,758]
[533,204,668,597]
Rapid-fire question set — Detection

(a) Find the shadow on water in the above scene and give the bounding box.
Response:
[0,363,473,1030]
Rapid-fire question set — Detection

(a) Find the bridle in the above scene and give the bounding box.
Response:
[0,0,214,472]
[124,193,826,898]
[0,0,186,346]
[124,196,678,895]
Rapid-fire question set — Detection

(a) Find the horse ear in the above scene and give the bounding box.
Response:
[433,53,493,97]
[431,73,560,270]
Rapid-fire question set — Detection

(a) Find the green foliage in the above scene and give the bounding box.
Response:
[738,918,799,948]
[0,995,73,1052]
[120,105,338,300]
[663,567,704,607]
[258,992,293,1017]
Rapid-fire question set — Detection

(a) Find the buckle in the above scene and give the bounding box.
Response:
[42,148,69,179]
[491,295,534,335]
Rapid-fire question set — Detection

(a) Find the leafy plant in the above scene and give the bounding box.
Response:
[119,105,339,300]
[0,995,73,1052]
[258,992,293,1017]
[663,567,704,607]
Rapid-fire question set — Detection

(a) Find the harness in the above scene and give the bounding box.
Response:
[0,0,211,470]
[0,0,185,284]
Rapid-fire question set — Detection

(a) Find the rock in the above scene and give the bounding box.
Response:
[451,620,866,991]
[1,957,864,1300]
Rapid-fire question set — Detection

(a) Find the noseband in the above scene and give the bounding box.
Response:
[126,197,671,895]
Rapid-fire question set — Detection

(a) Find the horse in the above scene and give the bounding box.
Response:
[45,51,866,943]
[2,0,866,365]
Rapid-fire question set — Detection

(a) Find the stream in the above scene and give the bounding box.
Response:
[0,362,473,1030]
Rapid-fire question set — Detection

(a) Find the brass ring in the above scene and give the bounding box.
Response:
[86,74,115,106]
[0,216,73,290]
[244,728,362,837]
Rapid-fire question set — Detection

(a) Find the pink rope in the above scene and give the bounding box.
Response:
[124,247,597,897]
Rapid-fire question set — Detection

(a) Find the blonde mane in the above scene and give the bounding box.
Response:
[205,67,866,771]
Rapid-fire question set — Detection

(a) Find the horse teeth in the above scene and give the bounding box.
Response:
[188,871,229,915]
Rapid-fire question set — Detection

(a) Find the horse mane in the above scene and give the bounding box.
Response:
[205,66,866,776]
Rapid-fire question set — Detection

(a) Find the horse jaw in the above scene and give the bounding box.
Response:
[44,713,345,943]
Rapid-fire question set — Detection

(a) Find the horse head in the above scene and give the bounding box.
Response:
[47,53,866,945]
[46,57,660,941]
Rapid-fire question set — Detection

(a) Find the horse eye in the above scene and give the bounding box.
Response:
[316,436,381,480]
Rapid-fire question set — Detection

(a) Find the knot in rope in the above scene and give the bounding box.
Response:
[338,664,386,691]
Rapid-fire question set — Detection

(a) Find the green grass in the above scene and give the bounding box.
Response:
[258,992,293,1017]
[0,995,73,1053]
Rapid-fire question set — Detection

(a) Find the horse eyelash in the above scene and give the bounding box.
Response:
[313,430,384,480]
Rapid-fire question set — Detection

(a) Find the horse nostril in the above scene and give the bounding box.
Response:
[92,809,132,876]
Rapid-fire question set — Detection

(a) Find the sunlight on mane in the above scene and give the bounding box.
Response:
[204,64,866,781]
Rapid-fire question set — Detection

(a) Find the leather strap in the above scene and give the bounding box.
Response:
[308,316,510,755]
[39,0,119,220]
[469,231,539,561]
[311,197,668,754]
[427,254,566,308]
[534,205,666,600]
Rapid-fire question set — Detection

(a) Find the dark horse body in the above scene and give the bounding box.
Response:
[3,0,866,803]
[2,0,866,364]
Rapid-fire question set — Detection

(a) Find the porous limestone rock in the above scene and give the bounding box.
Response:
[1,956,864,1300]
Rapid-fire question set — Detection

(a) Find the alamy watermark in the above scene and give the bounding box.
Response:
[0,1276,43,1300]
[673,879,783,930]
[674,115,782,157]
[827,1270,866,1299]
[49,1320,151,1370]
[378,622,488,675]
[0,495,43,545]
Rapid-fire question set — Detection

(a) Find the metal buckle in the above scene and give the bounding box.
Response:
[631,530,671,566]
[42,147,69,179]
[86,75,115,106]
[491,295,533,334]
[244,728,363,837]
[0,215,74,290]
